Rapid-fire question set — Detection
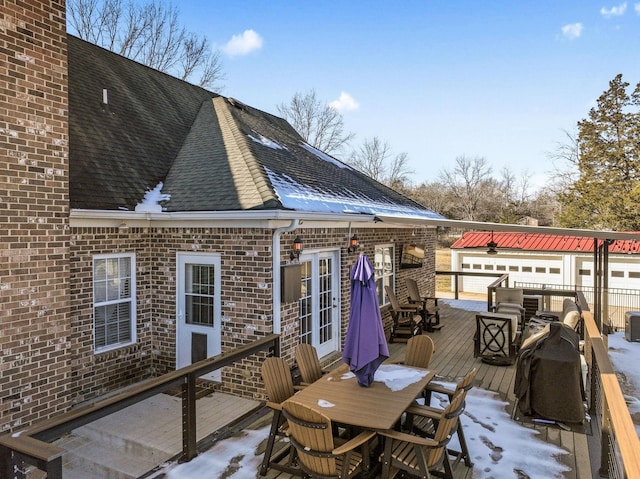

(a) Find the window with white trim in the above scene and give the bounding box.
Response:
[93,253,136,352]
[374,244,395,306]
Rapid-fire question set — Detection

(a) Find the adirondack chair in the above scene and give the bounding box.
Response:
[405,278,442,331]
[295,343,325,386]
[384,285,424,343]
[408,368,478,468]
[259,357,302,476]
[282,399,375,479]
[378,389,467,479]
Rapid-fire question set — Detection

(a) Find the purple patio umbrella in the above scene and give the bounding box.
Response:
[342,254,390,387]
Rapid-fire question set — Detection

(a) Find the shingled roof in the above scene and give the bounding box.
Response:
[68,35,442,220]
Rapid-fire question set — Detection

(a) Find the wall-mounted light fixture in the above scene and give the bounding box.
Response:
[486,231,498,255]
[347,234,360,253]
[290,235,303,261]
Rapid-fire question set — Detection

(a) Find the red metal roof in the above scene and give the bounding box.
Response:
[450,232,640,253]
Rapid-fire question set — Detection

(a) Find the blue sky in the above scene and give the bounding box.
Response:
[177,1,640,189]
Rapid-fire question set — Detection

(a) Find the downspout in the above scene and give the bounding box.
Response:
[272,219,300,334]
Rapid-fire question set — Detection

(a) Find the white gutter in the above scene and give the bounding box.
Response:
[272,219,300,334]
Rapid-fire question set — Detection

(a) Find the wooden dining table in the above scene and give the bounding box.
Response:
[291,363,435,430]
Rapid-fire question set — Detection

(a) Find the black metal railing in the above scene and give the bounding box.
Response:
[0,334,280,479]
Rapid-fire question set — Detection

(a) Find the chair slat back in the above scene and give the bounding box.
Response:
[282,400,337,476]
[384,285,402,311]
[456,367,477,392]
[295,343,323,384]
[405,278,421,303]
[261,357,295,404]
[404,335,434,369]
[427,388,466,467]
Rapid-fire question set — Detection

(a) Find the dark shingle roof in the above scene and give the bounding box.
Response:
[68,35,442,220]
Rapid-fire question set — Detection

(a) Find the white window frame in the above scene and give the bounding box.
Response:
[93,253,136,353]
[375,244,395,307]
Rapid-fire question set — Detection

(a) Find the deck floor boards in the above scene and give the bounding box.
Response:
[260,300,591,478]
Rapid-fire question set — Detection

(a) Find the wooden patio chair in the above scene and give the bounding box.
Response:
[405,278,442,331]
[474,312,521,365]
[295,343,325,386]
[402,334,435,369]
[408,368,478,468]
[384,285,424,343]
[259,357,302,476]
[282,399,375,479]
[378,388,466,479]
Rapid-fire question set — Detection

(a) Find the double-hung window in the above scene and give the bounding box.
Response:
[374,244,395,306]
[93,253,136,352]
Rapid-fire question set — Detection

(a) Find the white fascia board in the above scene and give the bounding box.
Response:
[69,209,378,229]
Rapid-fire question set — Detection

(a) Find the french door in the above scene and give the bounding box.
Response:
[176,253,221,378]
[299,250,340,358]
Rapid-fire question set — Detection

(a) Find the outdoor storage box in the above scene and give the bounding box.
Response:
[625,311,640,342]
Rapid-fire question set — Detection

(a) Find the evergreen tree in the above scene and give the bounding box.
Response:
[558,74,640,230]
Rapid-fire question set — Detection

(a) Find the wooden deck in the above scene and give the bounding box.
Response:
[257,301,592,479]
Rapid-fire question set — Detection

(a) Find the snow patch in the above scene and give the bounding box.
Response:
[135,182,170,212]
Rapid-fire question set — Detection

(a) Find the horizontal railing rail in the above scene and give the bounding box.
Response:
[435,270,505,299]
[0,334,280,479]
[517,282,640,331]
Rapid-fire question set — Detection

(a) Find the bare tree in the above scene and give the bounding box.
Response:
[348,137,413,189]
[277,90,355,156]
[67,0,225,91]
[547,129,581,193]
[438,155,493,221]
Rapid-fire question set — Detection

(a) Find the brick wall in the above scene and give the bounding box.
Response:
[0,0,70,432]
[67,224,436,404]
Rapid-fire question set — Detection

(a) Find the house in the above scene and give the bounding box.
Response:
[1,2,443,433]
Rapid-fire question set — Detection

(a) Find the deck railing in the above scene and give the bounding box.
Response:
[0,334,280,479]
[579,294,640,479]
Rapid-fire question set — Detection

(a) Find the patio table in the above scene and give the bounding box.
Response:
[292,363,435,430]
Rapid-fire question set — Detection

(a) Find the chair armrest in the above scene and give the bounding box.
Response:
[266,401,282,411]
[293,385,306,391]
[424,383,454,397]
[405,404,442,420]
[377,428,439,447]
[332,431,376,455]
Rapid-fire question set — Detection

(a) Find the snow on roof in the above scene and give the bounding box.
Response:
[134,182,170,212]
[248,132,285,150]
[264,166,443,219]
[300,142,352,170]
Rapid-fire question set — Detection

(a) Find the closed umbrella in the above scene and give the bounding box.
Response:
[342,254,390,387]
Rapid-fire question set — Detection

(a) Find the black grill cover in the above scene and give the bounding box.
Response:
[514,322,584,423]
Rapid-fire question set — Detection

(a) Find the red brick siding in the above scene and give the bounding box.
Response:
[0,0,70,432]
[67,225,435,404]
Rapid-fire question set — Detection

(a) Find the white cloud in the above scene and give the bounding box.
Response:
[601,2,628,17]
[635,2,640,14]
[222,29,263,57]
[561,22,584,39]
[329,91,359,112]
